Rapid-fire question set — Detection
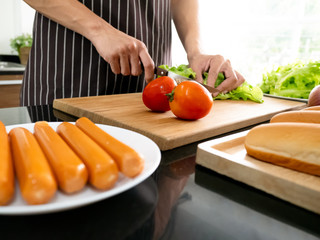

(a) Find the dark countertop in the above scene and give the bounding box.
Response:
[0,105,319,240]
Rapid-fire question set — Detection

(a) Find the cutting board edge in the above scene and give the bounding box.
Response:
[53,96,307,151]
[157,112,276,150]
[53,99,176,150]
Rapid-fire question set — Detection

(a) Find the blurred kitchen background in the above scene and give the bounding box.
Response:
[1,0,320,86]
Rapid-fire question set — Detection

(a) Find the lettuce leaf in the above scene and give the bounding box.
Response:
[158,64,196,79]
[158,64,263,103]
[259,60,320,99]
[202,71,225,87]
[213,81,264,103]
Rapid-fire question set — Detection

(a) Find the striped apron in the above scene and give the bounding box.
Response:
[21,0,172,106]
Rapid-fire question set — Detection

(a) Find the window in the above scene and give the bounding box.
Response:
[172,0,320,85]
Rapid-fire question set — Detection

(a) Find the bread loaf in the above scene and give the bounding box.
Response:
[245,122,320,176]
[303,106,320,111]
[270,110,320,123]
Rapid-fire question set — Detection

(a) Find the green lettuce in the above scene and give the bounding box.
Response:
[259,60,320,99]
[159,64,196,79]
[213,81,263,103]
[159,64,263,103]
[202,71,225,87]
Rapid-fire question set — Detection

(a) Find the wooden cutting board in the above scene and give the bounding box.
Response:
[53,93,306,150]
[196,131,320,214]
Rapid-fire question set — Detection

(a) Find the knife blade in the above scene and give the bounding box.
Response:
[154,66,191,80]
[154,67,220,95]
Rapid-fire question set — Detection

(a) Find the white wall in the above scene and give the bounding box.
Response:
[191,0,320,85]
[0,0,34,54]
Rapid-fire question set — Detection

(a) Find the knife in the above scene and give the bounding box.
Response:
[154,67,220,95]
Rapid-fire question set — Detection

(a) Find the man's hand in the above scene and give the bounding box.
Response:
[23,0,155,83]
[189,54,245,96]
[91,27,155,83]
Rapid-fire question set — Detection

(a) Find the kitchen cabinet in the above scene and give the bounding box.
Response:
[0,57,25,108]
[0,74,23,108]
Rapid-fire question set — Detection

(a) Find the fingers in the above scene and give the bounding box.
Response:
[127,41,143,77]
[139,46,154,83]
[194,71,204,84]
[235,70,245,85]
[104,36,153,81]
[204,57,245,95]
[129,53,142,76]
[193,65,205,84]
[110,42,143,77]
[119,52,131,76]
[206,55,225,88]
[109,56,121,75]
[215,60,238,94]
[192,59,209,84]
[216,61,246,94]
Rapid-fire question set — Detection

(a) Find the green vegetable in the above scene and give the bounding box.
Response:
[202,71,225,87]
[159,64,196,79]
[214,81,264,103]
[259,60,320,99]
[159,64,264,103]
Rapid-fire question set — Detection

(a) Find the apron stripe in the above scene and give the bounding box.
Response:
[21,0,172,106]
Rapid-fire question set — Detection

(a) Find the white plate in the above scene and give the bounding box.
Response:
[0,122,161,215]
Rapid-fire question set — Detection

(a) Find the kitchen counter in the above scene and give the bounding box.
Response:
[0,105,319,240]
[0,61,25,75]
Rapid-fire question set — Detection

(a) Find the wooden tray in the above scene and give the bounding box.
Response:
[53,93,306,150]
[196,131,320,214]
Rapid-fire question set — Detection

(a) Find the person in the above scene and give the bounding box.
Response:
[21,0,245,106]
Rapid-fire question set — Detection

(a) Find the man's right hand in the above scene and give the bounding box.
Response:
[23,0,155,83]
[90,25,155,83]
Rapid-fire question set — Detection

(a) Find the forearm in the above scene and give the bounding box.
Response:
[23,0,114,42]
[171,0,201,61]
[23,0,156,81]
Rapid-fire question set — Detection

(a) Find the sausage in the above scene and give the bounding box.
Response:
[9,127,57,205]
[34,121,88,194]
[0,121,15,205]
[57,122,118,190]
[76,117,144,178]
[270,110,320,124]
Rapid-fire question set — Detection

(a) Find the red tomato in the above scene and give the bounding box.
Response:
[168,81,213,120]
[142,76,177,112]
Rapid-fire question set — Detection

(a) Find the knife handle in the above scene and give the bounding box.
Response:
[154,67,168,77]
